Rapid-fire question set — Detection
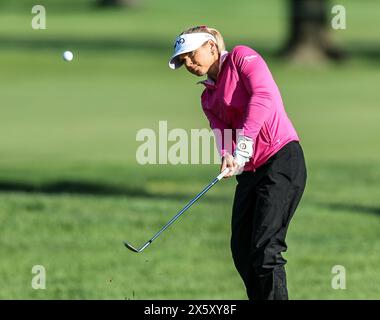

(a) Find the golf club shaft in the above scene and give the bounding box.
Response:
[125,167,229,252]
[149,168,229,244]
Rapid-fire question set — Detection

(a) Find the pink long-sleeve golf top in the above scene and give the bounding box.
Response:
[199,45,300,171]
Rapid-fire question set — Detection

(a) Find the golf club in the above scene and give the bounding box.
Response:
[124,167,230,253]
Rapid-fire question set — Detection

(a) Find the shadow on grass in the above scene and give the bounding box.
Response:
[0,37,280,62]
[318,202,380,216]
[0,180,226,202]
[1,36,379,62]
[0,37,171,53]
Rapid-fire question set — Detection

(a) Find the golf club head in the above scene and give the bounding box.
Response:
[124,240,152,253]
[123,170,226,254]
[124,241,141,253]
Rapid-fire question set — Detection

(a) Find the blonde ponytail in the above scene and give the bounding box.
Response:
[180,26,226,53]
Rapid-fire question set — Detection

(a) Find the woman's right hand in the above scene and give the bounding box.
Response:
[221,153,240,178]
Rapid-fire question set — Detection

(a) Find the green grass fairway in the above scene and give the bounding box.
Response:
[0,0,379,299]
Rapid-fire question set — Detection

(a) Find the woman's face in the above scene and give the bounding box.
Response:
[178,41,216,76]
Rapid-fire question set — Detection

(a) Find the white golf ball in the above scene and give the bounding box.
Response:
[63,51,74,62]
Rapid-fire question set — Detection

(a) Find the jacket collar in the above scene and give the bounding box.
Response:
[197,50,229,89]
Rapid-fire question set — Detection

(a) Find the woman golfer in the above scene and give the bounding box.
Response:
[168,26,307,300]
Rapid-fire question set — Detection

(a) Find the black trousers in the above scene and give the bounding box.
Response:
[231,141,307,300]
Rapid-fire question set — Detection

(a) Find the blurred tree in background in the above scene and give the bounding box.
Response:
[96,0,137,7]
[282,0,345,61]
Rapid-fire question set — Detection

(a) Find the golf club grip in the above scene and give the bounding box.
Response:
[217,167,230,180]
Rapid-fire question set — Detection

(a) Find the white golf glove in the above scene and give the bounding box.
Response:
[233,136,254,167]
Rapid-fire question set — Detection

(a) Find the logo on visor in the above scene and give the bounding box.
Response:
[174,37,185,49]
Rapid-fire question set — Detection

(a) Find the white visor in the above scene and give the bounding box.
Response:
[168,33,217,70]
